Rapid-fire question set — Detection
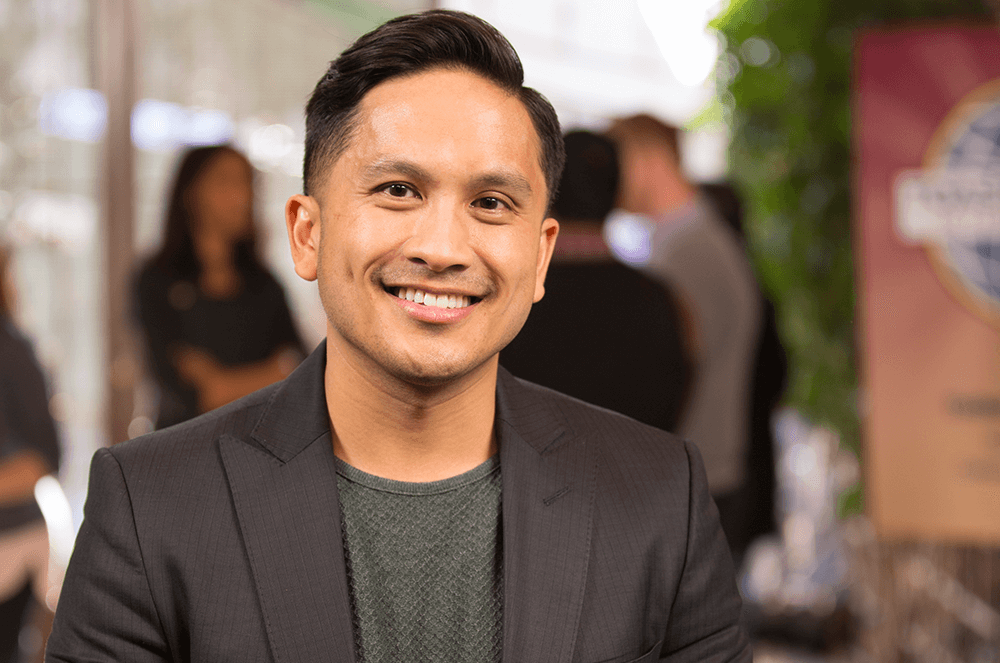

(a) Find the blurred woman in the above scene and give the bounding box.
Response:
[0,244,60,662]
[135,145,305,430]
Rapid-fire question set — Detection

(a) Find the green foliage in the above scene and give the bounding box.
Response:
[712,0,992,476]
[305,0,401,35]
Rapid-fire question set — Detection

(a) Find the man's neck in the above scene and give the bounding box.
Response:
[323,340,498,483]
[648,181,697,218]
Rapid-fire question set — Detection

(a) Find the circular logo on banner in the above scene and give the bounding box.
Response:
[895,80,1000,327]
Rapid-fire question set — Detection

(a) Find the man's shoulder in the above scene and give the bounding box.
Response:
[500,371,692,464]
[108,380,279,472]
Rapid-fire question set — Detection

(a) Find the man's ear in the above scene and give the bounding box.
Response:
[532,217,559,303]
[285,194,322,282]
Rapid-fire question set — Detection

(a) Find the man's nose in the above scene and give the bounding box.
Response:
[401,202,474,272]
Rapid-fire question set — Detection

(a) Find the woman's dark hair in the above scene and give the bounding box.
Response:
[303,9,565,209]
[153,145,262,280]
[552,131,620,222]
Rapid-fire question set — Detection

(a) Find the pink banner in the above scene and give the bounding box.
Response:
[855,24,1000,543]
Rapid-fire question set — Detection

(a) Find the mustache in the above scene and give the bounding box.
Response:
[372,264,495,298]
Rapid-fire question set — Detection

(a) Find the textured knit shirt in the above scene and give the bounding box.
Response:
[335,456,503,663]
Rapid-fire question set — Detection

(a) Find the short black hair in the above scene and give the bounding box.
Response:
[552,130,620,222]
[303,10,564,209]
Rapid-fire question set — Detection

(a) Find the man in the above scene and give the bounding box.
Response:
[607,116,764,559]
[501,130,691,434]
[47,11,750,663]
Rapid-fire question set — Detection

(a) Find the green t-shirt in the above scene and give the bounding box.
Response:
[335,456,503,663]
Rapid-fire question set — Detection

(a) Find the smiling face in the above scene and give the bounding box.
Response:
[287,67,558,388]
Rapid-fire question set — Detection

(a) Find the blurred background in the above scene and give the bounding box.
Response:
[1,0,999,661]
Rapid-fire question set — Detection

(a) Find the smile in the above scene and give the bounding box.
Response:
[392,287,476,310]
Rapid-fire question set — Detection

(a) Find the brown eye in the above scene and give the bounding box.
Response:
[475,196,507,211]
[387,184,412,197]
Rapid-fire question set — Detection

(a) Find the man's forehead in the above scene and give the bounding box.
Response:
[359,68,521,128]
[343,68,547,186]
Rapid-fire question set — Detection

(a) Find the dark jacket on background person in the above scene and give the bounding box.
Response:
[501,261,690,433]
[134,262,304,429]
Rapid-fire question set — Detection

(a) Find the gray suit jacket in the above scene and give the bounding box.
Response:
[47,344,751,662]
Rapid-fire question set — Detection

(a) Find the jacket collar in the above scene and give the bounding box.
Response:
[496,368,597,663]
[249,341,330,462]
[221,340,356,663]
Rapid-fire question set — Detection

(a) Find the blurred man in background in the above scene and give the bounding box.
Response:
[608,115,764,561]
[502,129,691,433]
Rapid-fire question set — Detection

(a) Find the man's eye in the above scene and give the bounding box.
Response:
[384,183,415,198]
[474,196,507,211]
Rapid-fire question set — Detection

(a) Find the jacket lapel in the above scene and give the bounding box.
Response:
[497,368,597,663]
[220,344,358,663]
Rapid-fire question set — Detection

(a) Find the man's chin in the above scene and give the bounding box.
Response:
[386,353,497,391]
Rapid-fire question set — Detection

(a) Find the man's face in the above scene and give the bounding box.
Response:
[289,67,558,387]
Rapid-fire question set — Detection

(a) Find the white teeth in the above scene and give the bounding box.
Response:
[394,287,473,309]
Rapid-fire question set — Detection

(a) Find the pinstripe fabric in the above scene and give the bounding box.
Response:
[47,343,750,662]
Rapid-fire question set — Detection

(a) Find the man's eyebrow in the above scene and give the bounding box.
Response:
[362,158,433,183]
[469,170,534,200]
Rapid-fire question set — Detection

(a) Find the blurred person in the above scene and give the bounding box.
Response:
[607,116,764,560]
[134,145,305,429]
[48,11,750,662]
[0,245,60,663]
[701,181,787,561]
[502,130,691,432]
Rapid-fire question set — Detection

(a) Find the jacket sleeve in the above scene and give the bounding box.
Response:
[46,448,172,663]
[659,441,753,662]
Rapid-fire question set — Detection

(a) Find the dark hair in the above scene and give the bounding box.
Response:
[303,9,565,209]
[552,130,620,222]
[153,145,262,280]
